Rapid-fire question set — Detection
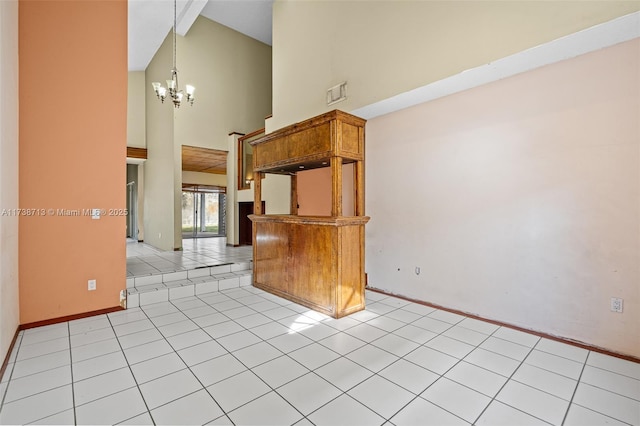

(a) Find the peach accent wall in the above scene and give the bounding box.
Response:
[19,0,127,324]
[366,39,640,357]
[297,168,331,216]
[297,164,356,217]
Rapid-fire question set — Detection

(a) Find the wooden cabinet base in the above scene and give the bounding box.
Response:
[250,215,369,318]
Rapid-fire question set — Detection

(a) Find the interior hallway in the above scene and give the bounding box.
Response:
[126,239,253,278]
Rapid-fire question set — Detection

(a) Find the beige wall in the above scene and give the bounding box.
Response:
[366,39,640,357]
[175,16,272,151]
[127,71,146,148]
[237,175,292,215]
[182,171,227,187]
[0,0,19,362]
[144,17,272,250]
[270,0,640,131]
[144,33,181,251]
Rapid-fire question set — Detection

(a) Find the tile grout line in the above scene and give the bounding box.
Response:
[67,322,77,426]
[403,319,496,425]
[0,332,21,414]
[3,330,75,424]
[137,303,231,424]
[189,289,381,423]
[470,335,558,425]
[187,290,312,423]
[148,293,278,423]
[106,311,157,426]
[467,327,528,425]
[4,286,639,426]
[560,353,589,426]
[305,306,471,423]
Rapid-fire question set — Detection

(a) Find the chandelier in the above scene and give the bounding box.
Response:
[151,0,195,108]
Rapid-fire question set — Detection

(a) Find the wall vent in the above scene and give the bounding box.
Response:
[327,82,347,106]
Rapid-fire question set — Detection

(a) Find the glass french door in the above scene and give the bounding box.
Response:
[181,186,226,238]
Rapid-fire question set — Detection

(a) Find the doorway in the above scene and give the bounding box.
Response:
[126,164,139,240]
[238,201,264,246]
[182,185,226,239]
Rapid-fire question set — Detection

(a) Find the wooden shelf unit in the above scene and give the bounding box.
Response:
[249,110,369,318]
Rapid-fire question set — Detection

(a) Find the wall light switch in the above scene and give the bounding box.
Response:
[88,279,97,291]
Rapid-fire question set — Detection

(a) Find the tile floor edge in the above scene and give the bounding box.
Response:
[366,286,640,365]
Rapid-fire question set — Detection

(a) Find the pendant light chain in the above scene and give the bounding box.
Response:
[172,0,177,72]
[151,0,195,108]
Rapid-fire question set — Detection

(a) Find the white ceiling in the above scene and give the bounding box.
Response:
[128,0,274,71]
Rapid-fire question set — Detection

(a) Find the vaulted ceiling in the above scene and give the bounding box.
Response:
[128,0,273,71]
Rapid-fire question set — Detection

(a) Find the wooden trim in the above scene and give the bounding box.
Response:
[249,110,366,147]
[0,326,20,383]
[126,147,147,159]
[238,128,265,190]
[290,174,298,215]
[367,287,640,364]
[253,152,362,174]
[182,184,226,193]
[253,172,264,214]
[238,137,245,189]
[249,214,369,226]
[239,128,266,141]
[331,156,343,217]
[355,160,365,216]
[19,306,124,330]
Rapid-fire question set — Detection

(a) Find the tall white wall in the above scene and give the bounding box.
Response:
[143,17,272,250]
[144,33,179,251]
[0,0,19,362]
[270,1,639,131]
[175,16,272,151]
[366,40,640,357]
[127,71,146,148]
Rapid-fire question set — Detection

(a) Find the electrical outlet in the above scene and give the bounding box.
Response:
[611,297,623,313]
[88,279,96,291]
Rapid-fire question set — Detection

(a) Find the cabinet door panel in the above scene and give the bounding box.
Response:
[337,225,365,314]
[254,222,289,293]
[289,224,335,312]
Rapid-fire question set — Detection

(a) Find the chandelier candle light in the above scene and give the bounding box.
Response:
[151,0,195,107]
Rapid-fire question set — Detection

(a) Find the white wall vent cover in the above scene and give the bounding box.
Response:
[327,82,347,106]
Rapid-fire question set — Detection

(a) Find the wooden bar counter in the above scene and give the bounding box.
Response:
[249,110,369,318]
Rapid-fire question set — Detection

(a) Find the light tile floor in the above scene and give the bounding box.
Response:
[127,239,253,278]
[1,288,639,425]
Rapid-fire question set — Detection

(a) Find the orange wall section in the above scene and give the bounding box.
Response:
[297,168,332,216]
[18,0,127,324]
